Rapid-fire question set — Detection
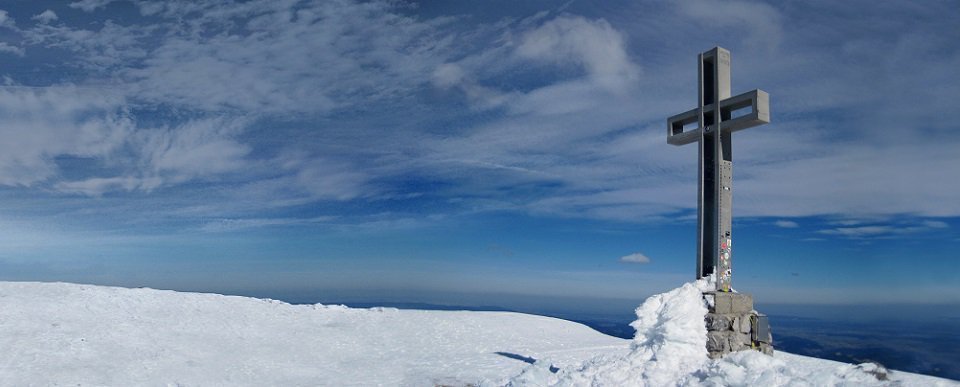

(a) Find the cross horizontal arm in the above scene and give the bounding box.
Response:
[666,89,770,146]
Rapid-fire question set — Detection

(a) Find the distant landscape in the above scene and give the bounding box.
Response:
[769,315,959,381]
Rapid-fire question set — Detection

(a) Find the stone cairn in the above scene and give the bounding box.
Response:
[703,291,773,358]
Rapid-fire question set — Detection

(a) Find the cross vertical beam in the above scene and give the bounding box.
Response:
[698,48,733,291]
[667,47,770,292]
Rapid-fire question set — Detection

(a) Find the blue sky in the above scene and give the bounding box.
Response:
[0,0,957,311]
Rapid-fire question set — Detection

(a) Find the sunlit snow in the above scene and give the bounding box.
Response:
[0,281,954,386]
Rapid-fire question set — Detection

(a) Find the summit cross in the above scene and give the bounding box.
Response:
[666,47,770,292]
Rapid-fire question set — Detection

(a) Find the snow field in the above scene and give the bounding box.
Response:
[0,282,627,386]
[1,280,956,386]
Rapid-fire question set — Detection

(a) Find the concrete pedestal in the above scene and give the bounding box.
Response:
[703,291,774,358]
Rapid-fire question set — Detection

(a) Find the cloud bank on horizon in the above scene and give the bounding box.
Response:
[0,0,956,303]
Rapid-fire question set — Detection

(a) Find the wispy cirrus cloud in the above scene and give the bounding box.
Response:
[125,0,451,115]
[0,86,130,186]
[3,0,460,207]
[199,216,336,233]
[55,117,251,195]
[0,0,955,232]
[817,219,951,239]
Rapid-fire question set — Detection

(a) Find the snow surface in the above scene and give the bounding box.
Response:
[0,281,627,386]
[1,280,956,386]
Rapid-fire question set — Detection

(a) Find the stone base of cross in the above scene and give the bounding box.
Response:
[666,47,770,292]
[704,291,774,358]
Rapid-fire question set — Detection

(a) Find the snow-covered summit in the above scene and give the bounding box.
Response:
[0,280,955,386]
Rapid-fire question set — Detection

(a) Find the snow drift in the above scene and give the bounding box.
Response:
[0,280,955,386]
[506,277,955,386]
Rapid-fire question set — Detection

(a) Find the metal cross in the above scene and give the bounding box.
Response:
[667,47,770,292]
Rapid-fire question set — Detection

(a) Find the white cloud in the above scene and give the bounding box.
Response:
[774,220,799,228]
[419,17,652,220]
[431,63,465,88]
[828,219,878,227]
[136,118,251,182]
[0,10,16,29]
[69,0,116,12]
[0,42,23,56]
[431,63,515,110]
[32,10,59,24]
[54,176,162,196]
[818,226,892,237]
[619,252,651,264]
[432,14,641,115]
[53,118,252,196]
[515,16,639,93]
[675,0,783,51]
[14,2,657,215]
[0,86,130,186]
[198,153,378,212]
[734,140,960,217]
[24,20,151,71]
[294,161,372,201]
[19,0,456,116]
